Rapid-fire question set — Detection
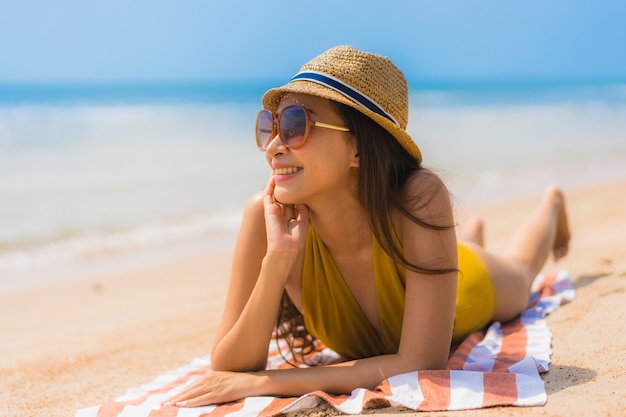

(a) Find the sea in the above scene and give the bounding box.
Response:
[1,80,626,291]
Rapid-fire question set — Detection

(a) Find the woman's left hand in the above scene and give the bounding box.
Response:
[163,369,261,408]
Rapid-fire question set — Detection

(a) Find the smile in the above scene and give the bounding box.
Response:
[274,167,303,175]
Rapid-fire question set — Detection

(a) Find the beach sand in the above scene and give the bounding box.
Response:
[1,179,625,417]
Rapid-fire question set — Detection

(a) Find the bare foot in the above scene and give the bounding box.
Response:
[460,216,485,247]
[546,186,571,261]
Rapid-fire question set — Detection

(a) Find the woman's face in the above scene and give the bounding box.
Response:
[265,93,359,205]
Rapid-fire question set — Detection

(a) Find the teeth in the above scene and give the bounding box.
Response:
[274,167,302,175]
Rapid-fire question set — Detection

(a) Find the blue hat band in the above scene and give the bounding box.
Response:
[290,71,399,126]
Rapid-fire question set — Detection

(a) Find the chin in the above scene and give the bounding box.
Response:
[273,186,303,205]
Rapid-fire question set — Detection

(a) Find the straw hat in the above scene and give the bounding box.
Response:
[262,45,422,163]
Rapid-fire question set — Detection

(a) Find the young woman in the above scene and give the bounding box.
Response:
[165,45,570,407]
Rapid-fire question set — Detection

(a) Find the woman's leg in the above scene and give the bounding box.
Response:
[463,186,571,322]
[459,216,485,247]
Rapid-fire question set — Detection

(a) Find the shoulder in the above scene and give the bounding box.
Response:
[395,169,457,270]
[241,189,266,225]
[243,190,265,217]
[402,168,448,196]
[399,169,453,226]
[236,190,267,248]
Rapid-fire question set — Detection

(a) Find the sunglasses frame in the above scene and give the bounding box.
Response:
[256,105,350,151]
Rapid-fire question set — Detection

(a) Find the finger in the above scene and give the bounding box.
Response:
[163,377,205,404]
[285,204,296,220]
[293,204,309,223]
[289,205,310,239]
[163,389,192,405]
[174,392,220,408]
[263,176,276,204]
[166,383,210,406]
[265,175,275,194]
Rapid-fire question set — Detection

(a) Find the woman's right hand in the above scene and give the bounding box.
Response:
[208,178,305,373]
[263,176,310,257]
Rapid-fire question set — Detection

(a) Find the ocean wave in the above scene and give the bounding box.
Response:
[0,212,241,283]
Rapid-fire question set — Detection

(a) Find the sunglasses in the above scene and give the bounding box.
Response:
[255,105,350,151]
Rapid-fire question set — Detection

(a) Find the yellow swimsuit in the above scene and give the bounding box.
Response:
[301,226,495,360]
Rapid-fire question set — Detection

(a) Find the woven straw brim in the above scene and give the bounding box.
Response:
[262,81,422,163]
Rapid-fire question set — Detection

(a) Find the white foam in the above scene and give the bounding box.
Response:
[0,212,241,291]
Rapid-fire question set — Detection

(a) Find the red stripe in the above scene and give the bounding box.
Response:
[199,399,245,417]
[259,397,299,416]
[95,402,126,417]
[527,273,557,303]
[492,317,528,372]
[482,371,518,407]
[148,405,180,417]
[416,370,450,411]
[447,331,484,370]
[540,273,557,290]
[539,273,558,298]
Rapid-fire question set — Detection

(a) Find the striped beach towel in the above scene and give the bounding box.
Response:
[76,270,575,416]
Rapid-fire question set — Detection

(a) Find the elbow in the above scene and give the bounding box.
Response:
[398,350,448,373]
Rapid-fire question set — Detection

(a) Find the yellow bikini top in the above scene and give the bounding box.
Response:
[301,225,406,360]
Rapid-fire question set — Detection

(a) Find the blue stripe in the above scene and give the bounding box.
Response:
[291,71,397,125]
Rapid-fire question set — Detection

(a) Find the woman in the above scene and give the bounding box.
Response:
[165,45,570,407]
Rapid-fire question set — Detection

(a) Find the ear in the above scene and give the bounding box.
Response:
[348,138,360,168]
[349,152,360,168]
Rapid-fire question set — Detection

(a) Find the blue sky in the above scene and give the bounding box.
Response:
[1,0,625,83]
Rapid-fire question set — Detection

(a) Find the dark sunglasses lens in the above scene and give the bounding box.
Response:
[279,106,307,148]
[256,110,274,149]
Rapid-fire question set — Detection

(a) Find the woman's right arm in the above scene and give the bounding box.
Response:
[209,178,309,372]
[209,191,271,371]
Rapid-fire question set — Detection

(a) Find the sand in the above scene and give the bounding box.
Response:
[1,179,625,417]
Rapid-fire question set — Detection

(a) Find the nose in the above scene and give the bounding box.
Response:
[264,132,288,157]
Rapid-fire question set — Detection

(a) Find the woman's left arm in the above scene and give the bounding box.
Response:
[395,172,458,369]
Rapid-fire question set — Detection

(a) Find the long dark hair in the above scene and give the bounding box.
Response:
[336,102,457,275]
[274,101,456,364]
